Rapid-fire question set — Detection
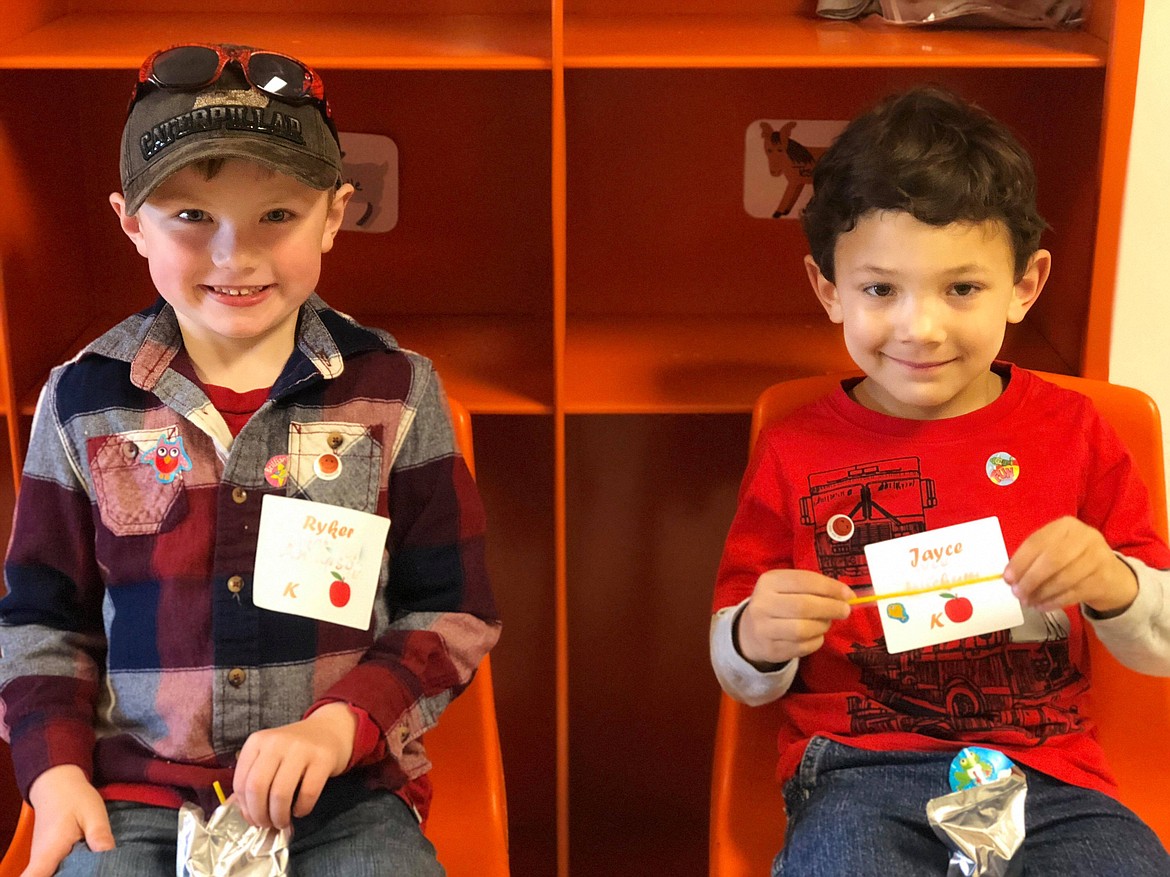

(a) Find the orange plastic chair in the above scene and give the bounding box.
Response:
[0,396,509,877]
[426,397,510,876]
[0,804,30,877]
[709,371,1170,877]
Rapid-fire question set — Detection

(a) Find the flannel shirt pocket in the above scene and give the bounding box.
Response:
[88,427,189,537]
[286,421,383,513]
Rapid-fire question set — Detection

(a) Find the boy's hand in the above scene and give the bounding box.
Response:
[1004,516,1138,617]
[737,569,854,667]
[24,764,114,877]
[232,702,357,829]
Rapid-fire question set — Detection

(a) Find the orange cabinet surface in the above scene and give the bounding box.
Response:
[0,1,1147,874]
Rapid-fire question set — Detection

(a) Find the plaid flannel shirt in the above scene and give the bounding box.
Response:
[0,295,500,820]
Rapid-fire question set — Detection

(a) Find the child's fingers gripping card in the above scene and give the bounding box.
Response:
[862,517,1024,654]
[253,495,390,630]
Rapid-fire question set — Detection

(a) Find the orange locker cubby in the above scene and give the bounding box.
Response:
[0,1,1148,874]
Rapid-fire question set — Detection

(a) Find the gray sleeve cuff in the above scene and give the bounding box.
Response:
[709,600,798,705]
[1084,554,1170,676]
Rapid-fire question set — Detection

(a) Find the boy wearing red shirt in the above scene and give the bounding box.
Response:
[712,86,1170,874]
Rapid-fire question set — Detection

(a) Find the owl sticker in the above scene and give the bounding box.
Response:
[140,434,193,483]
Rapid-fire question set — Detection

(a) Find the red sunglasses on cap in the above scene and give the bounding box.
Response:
[131,43,338,140]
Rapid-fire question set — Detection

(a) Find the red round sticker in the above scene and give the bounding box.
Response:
[314,452,342,481]
[827,513,855,542]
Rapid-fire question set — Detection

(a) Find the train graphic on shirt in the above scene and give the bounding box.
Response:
[800,456,937,583]
[798,455,1087,740]
[846,628,1088,740]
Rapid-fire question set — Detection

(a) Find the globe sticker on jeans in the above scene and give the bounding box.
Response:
[886,602,909,624]
[948,746,1015,791]
[986,451,1019,486]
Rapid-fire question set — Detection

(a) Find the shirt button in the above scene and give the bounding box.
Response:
[232,487,248,504]
[227,576,244,594]
[327,432,344,450]
[121,442,139,460]
[228,668,246,687]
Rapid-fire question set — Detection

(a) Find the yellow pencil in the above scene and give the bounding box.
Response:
[849,572,1006,606]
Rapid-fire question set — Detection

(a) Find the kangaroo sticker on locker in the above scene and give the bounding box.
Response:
[339,132,399,233]
[743,119,848,219]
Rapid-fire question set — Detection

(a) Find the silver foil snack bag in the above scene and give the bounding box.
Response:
[927,748,1027,877]
[177,798,291,877]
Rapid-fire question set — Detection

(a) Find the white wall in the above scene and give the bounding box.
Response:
[1111,2,1170,495]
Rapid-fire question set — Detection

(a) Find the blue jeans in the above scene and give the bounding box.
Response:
[773,737,1170,876]
[55,782,443,876]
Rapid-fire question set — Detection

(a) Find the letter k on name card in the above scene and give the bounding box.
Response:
[253,495,390,630]
[863,517,1023,654]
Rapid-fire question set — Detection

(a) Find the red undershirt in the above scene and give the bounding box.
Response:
[201,382,269,437]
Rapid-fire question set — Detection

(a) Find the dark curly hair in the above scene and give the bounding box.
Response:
[801,86,1047,283]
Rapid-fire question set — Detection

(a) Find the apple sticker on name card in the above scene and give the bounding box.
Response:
[863,516,1023,654]
[253,495,390,630]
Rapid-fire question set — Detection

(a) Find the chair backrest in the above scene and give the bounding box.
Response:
[0,397,510,877]
[424,397,511,876]
[709,371,1170,877]
[1036,374,1170,847]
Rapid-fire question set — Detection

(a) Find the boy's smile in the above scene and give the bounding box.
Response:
[806,210,1050,420]
[204,285,273,298]
[110,159,352,380]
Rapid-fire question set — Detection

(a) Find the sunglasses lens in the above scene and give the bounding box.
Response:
[150,46,221,88]
[247,53,311,99]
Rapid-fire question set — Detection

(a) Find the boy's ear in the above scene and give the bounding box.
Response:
[320,183,356,254]
[805,254,844,323]
[109,193,150,258]
[1007,248,1051,324]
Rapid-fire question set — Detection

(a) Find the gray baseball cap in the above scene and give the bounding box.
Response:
[120,53,342,214]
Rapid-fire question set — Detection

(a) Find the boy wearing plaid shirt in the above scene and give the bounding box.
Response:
[0,43,499,875]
